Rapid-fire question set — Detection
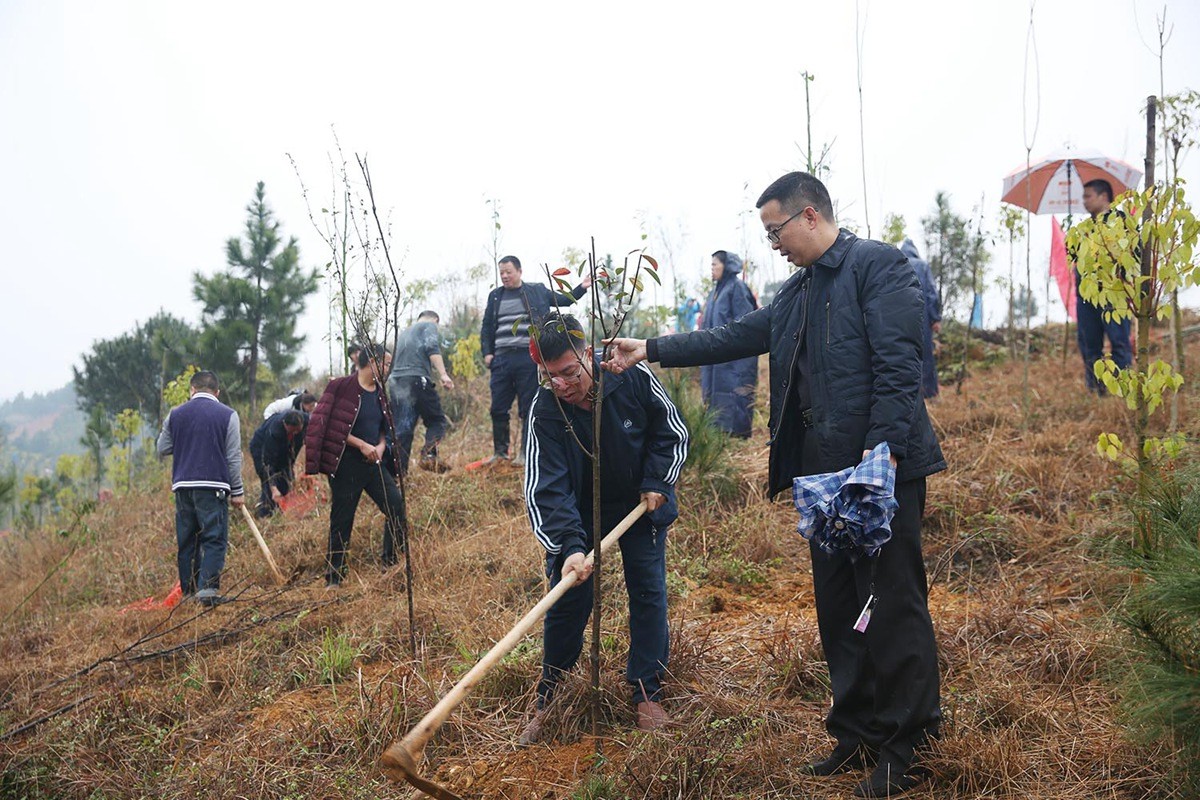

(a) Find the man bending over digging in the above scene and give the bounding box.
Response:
[518,313,689,744]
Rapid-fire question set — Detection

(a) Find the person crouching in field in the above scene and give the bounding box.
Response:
[305,344,407,587]
[517,313,689,745]
[249,409,307,518]
[155,369,244,607]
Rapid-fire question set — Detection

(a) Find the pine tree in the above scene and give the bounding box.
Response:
[193,182,318,416]
[921,192,974,318]
[73,312,198,427]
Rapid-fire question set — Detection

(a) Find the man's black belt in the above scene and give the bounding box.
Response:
[800,408,814,429]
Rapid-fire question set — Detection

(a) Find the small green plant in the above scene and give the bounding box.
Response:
[315,628,358,685]
[162,365,198,410]
[716,556,775,586]
[449,332,482,382]
[569,771,620,800]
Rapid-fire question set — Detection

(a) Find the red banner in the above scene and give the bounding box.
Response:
[1049,216,1076,322]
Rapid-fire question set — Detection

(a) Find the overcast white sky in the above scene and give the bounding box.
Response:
[2,0,1198,401]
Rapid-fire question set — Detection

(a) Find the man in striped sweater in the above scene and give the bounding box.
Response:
[156,370,244,607]
[517,313,689,744]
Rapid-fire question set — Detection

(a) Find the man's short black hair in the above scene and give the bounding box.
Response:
[417,310,440,322]
[1084,179,1114,203]
[282,410,304,427]
[755,171,835,221]
[535,313,586,363]
[346,342,362,358]
[499,255,522,271]
[356,343,388,369]
[190,370,219,393]
[297,392,317,408]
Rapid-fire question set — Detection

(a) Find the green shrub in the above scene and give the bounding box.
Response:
[660,370,739,505]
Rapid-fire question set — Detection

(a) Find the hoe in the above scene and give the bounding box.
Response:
[380,501,648,799]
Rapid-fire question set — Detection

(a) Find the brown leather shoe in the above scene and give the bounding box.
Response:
[635,700,670,731]
[516,710,547,746]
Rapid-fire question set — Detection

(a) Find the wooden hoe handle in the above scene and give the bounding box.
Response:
[380,501,649,794]
[238,504,287,586]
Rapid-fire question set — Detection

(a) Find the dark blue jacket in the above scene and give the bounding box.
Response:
[900,239,940,327]
[700,252,759,436]
[524,360,689,561]
[480,280,587,357]
[156,392,244,496]
[250,412,307,478]
[651,229,945,498]
[900,238,941,399]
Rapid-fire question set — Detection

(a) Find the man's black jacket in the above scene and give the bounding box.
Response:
[250,412,306,480]
[524,360,689,562]
[650,229,945,498]
[480,281,587,357]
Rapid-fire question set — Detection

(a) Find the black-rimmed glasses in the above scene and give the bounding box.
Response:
[766,207,811,244]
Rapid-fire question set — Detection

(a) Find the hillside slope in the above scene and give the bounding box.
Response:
[0,347,1194,799]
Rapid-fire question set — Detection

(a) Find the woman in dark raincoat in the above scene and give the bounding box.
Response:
[699,250,758,438]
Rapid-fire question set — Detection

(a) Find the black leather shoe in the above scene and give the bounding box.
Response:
[802,744,867,776]
[854,762,923,798]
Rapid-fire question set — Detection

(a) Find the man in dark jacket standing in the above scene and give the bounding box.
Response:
[517,313,688,745]
[249,410,307,517]
[480,255,590,466]
[156,370,244,607]
[605,172,945,798]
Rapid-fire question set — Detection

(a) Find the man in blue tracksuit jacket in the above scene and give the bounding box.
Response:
[156,370,244,607]
[517,313,689,745]
[479,255,590,465]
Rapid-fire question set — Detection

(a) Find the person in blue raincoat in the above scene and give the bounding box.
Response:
[899,239,941,399]
[700,251,759,437]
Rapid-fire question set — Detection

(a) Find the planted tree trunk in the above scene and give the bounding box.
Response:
[1008,233,1017,360]
[591,370,603,747]
[1135,96,1158,553]
[1171,290,1183,430]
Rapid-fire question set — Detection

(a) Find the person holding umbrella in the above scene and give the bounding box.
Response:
[1000,151,1142,394]
[1074,179,1132,394]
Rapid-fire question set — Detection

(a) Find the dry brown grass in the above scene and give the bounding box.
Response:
[0,342,1194,798]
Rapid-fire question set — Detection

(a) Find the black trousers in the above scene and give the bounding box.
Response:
[803,432,940,770]
[389,375,449,474]
[252,452,291,518]
[488,349,538,457]
[325,452,407,584]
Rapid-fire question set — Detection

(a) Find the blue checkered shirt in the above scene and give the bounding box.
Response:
[792,442,898,560]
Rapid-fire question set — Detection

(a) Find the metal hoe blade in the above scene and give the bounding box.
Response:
[380,745,464,800]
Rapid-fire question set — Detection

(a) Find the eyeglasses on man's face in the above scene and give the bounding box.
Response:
[546,360,588,386]
[766,207,812,244]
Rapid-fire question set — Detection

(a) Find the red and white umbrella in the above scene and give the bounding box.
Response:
[1001,151,1142,216]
